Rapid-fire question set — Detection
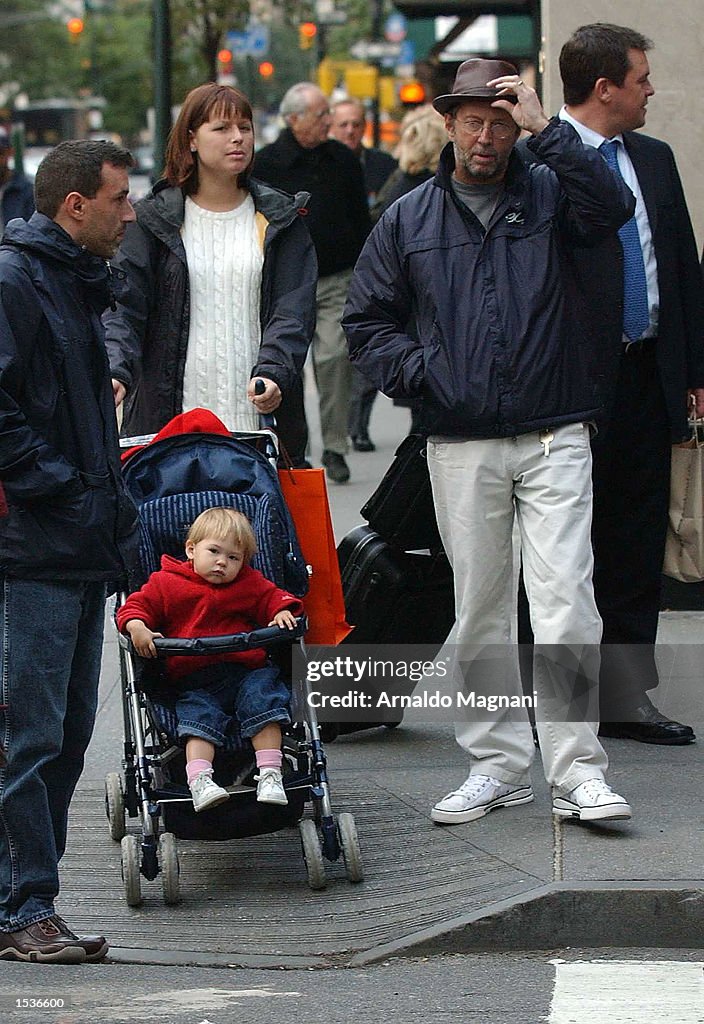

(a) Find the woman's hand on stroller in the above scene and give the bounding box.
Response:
[125,618,164,658]
[269,609,298,631]
[247,376,281,414]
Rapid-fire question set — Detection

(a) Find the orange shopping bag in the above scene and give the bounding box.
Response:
[278,467,353,646]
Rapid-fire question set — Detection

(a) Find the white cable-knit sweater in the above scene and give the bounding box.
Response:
[181,195,263,431]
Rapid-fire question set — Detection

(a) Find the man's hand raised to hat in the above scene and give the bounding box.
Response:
[487,75,550,136]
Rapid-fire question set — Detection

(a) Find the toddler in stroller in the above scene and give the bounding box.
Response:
[117,506,303,812]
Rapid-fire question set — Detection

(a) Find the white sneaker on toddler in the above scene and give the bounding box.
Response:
[189,771,229,813]
[255,768,288,805]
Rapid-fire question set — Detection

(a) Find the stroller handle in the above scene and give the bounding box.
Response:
[149,615,308,656]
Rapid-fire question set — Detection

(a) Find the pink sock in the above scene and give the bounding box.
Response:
[186,758,212,784]
[255,748,282,770]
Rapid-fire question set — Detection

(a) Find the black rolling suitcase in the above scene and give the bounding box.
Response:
[328,525,455,735]
[338,525,454,645]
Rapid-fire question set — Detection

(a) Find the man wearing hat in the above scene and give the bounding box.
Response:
[344,59,636,825]
[0,127,34,231]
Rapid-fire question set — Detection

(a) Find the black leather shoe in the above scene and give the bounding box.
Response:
[0,914,108,963]
[322,450,350,483]
[599,697,695,745]
[351,434,376,452]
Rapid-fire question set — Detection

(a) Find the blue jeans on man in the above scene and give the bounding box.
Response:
[0,578,106,932]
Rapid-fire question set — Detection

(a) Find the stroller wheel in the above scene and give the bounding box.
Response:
[120,835,143,907]
[105,772,126,841]
[337,812,364,883]
[299,819,326,891]
[159,833,181,906]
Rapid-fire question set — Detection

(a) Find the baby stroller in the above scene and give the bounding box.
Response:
[105,418,363,903]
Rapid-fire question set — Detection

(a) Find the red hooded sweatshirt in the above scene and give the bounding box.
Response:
[116,554,304,683]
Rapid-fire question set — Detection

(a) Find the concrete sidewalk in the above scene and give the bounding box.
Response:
[60,389,704,967]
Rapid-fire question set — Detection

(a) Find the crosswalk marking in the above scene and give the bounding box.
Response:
[549,960,704,1023]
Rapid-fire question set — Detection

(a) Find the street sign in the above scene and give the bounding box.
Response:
[317,10,348,24]
[349,40,402,62]
[316,0,347,25]
[226,22,270,58]
[398,39,416,64]
[384,13,407,43]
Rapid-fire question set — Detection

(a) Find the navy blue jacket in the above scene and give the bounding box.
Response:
[343,119,635,439]
[1,171,34,227]
[0,214,138,581]
[104,179,317,437]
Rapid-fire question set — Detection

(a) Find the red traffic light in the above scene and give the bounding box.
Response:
[300,22,317,38]
[67,17,84,36]
[258,61,275,79]
[217,48,233,64]
[398,81,426,105]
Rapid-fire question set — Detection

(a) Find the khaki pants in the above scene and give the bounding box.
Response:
[312,269,353,455]
[428,424,609,794]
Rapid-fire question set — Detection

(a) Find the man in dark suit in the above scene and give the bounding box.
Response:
[254,83,371,483]
[558,23,704,742]
[329,98,397,452]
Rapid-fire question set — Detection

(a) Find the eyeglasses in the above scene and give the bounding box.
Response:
[455,118,515,141]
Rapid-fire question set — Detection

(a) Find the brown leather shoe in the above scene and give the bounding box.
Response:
[0,915,108,963]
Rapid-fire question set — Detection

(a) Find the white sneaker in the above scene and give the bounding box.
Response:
[255,768,288,806]
[189,771,229,813]
[552,778,632,822]
[431,774,534,825]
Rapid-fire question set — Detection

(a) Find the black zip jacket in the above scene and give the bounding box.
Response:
[0,214,138,580]
[254,129,370,277]
[343,119,636,439]
[103,178,317,436]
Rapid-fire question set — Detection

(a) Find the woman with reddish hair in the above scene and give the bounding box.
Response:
[105,83,316,449]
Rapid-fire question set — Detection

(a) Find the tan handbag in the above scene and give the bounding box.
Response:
[663,407,704,583]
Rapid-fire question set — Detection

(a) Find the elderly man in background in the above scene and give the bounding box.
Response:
[255,83,371,482]
[329,96,397,453]
[329,97,397,207]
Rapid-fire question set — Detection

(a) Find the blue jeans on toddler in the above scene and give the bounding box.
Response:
[175,662,291,746]
[0,577,107,932]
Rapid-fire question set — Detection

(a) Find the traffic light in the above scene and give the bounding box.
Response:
[217,48,233,74]
[398,81,426,106]
[299,22,317,50]
[258,61,275,79]
[66,17,84,38]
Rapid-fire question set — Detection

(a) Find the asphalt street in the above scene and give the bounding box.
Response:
[1,949,703,1024]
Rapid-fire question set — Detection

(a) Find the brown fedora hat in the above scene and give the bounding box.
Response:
[432,58,519,115]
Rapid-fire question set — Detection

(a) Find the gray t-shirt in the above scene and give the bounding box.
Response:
[450,178,503,230]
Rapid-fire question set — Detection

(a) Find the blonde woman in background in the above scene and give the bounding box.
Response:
[371,105,447,224]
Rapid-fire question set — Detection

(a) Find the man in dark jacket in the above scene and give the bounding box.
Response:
[0,140,138,962]
[344,59,635,826]
[552,24,704,744]
[255,83,371,482]
[329,97,398,453]
[0,126,34,230]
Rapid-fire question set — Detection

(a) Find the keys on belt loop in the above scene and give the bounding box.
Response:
[539,429,554,457]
